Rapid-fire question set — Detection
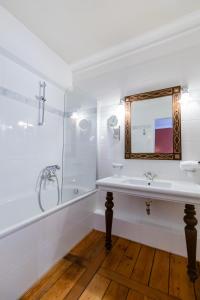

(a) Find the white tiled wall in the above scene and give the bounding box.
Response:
[0,52,64,207]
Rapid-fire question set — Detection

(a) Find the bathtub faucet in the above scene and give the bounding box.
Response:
[37,165,61,212]
[43,165,60,186]
[46,165,60,176]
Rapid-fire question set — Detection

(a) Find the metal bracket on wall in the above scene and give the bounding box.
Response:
[36,81,47,126]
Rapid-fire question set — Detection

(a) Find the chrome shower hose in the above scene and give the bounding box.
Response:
[38,173,60,212]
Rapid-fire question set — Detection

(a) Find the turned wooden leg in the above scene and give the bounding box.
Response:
[183,204,199,282]
[105,192,114,250]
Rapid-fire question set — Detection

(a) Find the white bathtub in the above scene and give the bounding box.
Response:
[0,185,93,238]
[0,188,97,300]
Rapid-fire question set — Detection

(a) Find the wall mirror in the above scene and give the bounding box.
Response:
[125,86,181,160]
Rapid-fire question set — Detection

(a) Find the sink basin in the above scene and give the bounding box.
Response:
[122,178,147,186]
[147,181,172,188]
[122,178,172,189]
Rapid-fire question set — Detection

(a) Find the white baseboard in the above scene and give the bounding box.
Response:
[94,210,200,260]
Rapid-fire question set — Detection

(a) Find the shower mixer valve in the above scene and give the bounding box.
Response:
[45,165,60,176]
[37,165,61,212]
[42,165,60,187]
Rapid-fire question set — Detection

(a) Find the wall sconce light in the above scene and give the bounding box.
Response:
[119,97,125,105]
[70,112,79,120]
[181,86,191,103]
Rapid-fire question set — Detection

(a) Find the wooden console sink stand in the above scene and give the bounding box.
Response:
[97,177,200,282]
[105,191,199,282]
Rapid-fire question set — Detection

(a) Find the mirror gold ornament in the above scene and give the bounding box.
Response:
[125,86,181,160]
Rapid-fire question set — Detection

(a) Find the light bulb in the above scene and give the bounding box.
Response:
[181,87,191,103]
[70,112,79,119]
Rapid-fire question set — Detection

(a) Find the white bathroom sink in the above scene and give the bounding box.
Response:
[96,176,200,205]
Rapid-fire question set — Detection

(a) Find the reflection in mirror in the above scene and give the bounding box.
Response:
[125,86,181,160]
[131,96,173,153]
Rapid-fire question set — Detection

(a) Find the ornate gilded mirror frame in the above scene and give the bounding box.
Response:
[125,86,182,160]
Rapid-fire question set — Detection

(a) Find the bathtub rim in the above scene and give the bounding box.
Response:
[0,189,97,240]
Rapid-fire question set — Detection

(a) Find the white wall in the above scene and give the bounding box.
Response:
[0,51,65,207]
[0,5,72,90]
[94,45,200,180]
[75,41,200,258]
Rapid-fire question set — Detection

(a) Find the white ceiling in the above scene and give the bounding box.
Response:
[1,0,200,64]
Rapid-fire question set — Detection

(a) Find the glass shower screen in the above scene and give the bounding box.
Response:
[62,88,97,203]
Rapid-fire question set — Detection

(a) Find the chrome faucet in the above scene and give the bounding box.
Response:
[42,165,60,188]
[144,171,157,181]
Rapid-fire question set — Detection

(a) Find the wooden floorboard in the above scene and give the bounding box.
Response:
[127,289,153,300]
[99,267,179,300]
[20,230,198,300]
[169,254,196,300]
[79,274,110,300]
[116,241,141,278]
[131,245,155,285]
[102,237,130,271]
[69,229,104,258]
[41,263,85,300]
[21,259,72,300]
[102,281,129,300]
[64,235,118,300]
[149,249,170,294]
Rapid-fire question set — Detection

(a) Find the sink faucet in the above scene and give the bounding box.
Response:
[144,171,157,181]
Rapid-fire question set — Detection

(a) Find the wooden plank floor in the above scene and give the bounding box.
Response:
[20,230,200,300]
